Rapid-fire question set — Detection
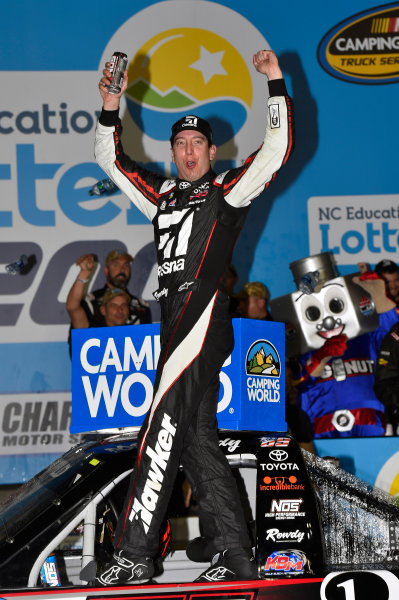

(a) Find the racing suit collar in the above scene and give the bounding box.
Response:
[176,168,215,190]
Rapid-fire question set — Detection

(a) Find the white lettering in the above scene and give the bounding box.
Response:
[247,377,280,389]
[266,528,305,543]
[123,336,154,371]
[247,387,280,402]
[130,498,152,531]
[120,373,153,417]
[82,374,123,417]
[219,438,241,453]
[157,258,185,277]
[217,371,232,413]
[260,463,299,471]
[80,338,101,374]
[335,36,399,51]
[129,413,176,532]
[100,338,123,373]
[271,498,303,513]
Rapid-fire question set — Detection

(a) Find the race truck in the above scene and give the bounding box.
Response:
[0,430,398,599]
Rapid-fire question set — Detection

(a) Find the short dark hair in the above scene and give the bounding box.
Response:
[375,259,399,276]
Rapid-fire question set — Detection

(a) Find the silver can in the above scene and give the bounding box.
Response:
[107,52,128,94]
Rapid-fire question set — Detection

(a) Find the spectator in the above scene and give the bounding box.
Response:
[97,289,130,327]
[375,259,399,307]
[241,281,273,320]
[66,252,132,330]
[374,321,399,435]
[67,250,151,328]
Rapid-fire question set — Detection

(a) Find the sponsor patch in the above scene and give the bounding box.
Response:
[269,449,288,461]
[264,550,306,573]
[158,258,185,277]
[260,462,299,471]
[265,527,306,543]
[246,340,280,377]
[260,475,305,492]
[269,103,280,128]
[260,436,290,447]
[265,498,305,519]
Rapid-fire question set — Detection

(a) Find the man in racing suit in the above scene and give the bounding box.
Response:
[94,49,294,585]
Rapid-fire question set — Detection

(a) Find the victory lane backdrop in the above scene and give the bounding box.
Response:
[0,1,397,474]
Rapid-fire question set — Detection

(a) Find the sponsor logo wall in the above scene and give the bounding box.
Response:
[0,1,397,473]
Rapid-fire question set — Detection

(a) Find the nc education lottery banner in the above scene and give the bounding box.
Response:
[0,1,398,462]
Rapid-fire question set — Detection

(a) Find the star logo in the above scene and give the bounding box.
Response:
[190,46,227,84]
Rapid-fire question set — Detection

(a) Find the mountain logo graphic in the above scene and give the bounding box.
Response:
[124,27,252,146]
[246,340,280,377]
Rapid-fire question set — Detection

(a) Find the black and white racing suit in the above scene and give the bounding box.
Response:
[95,78,294,557]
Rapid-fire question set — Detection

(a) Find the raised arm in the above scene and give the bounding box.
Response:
[95,62,168,222]
[220,49,294,208]
[66,254,96,329]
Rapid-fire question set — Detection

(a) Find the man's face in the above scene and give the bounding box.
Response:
[105,256,131,289]
[171,130,216,182]
[382,271,399,302]
[245,296,267,319]
[101,295,130,327]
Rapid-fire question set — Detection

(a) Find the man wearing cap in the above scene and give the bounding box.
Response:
[241,281,273,320]
[70,286,131,329]
[94,49,294,584]
[375,259,399,307]
[66,250,151,330]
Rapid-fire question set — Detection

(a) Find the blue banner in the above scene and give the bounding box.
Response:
[71,319,286,433]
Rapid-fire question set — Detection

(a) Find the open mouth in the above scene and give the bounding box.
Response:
[318,324,345,339]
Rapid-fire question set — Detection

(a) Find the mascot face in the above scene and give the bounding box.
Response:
[270,275,378,356]
[294,279,355,347]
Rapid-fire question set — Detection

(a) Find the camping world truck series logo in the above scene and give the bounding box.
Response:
[318,3,399,84]
[245,339,281,403]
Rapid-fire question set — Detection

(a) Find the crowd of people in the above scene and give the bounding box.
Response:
[66,253,399,443]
